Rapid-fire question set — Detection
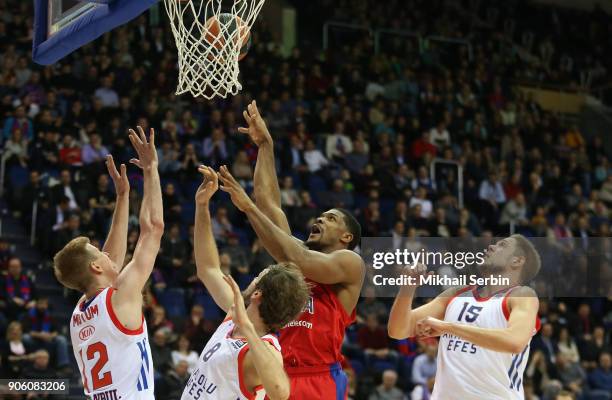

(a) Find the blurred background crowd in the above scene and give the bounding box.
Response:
[0,0,611,398]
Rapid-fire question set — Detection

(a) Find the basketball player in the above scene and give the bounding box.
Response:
[388,234,541,399]
[217,101,365,400]
[184,165,310,400]
[54,127,163,400]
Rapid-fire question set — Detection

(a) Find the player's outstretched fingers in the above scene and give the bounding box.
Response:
[106,155,119,178]
[136,126,148,144]
[148,128,155,146]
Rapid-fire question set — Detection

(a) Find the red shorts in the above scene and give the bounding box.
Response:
[287,363,348,400]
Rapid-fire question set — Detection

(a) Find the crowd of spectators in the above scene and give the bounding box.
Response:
[291,0,612,94]
[0,0,611,399]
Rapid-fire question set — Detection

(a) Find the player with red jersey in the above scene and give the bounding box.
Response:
[218,101,365,400]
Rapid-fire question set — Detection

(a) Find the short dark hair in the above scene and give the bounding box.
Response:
[256,263,310,332]
[511,234,541,283]
[335,208,361,250]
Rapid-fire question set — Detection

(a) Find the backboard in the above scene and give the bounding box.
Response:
[33,0,158,65]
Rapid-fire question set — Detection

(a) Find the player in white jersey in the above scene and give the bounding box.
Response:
[183,166,310,400]
[388,234,541,400]
[54,127,163,400]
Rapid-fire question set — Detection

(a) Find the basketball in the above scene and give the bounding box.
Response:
[204,13,251,61]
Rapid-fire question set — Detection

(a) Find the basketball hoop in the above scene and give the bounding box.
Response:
[163,0,265,99]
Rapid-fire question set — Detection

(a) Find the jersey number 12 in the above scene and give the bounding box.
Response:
[79,341,113,391]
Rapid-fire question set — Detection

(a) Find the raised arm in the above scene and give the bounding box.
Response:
[417,287,539,353]
[238,101,291,234]
[113,127,164,328]
[102,155,130,267]
[225,275,290,400]
[219,166,362,285]
[388,265,461,339]
[194,165,233,312]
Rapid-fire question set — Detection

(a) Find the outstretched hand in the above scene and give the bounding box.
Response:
[128,126,158,170]
[224,274,255,334]
[195,165,219,205]
[106,155,129,196]
[218,165,253,212]
[237,100,272,146]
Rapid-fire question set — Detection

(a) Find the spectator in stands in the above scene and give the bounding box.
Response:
[53,214,82,254]
[533,323,559,368]
[580,326,610,370]
[148,304,174,336]
[159,224,188,285]
[303,138,329,173]
[81,133,109,165]
[171,335,198,373]
[159,360,191,399]
[202,127,228,168]
[588,352,612,396]
[88,173,115,234]
[411,342,437,386]
[211,206,233,243]
[326,122,352,162]
[58,134,82,167]
[557,327,580,365]
[1,127,28,167]
[151,329,173,383]
[345,139,369,174]
[478,171,506,228]
[280,176,300,207]
[1,257,35,320]
[553,352,586,398]
[3,105,33,140]
[29,130,59,171]
[51,169,81,211]
[94,75,120,108]
[223,233,249,274]
[555,391,575,400]
[1,321,34,378]
[21,297,70,371]
[22,349,56,381]
[357,286,388,324]
[409,187,433,219]
[428,121,450,149]
[358,314,398,371]
[183,304,217,346]
[321,179,354,209]
[411,376,435,400]
[500,193,529,228]
[368,369,406,400]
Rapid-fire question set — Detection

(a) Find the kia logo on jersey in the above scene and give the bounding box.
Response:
[79,325,95,341]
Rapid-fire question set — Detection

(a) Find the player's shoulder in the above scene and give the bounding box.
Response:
[507,285,538,298]
[440,285,471,298]
[331,249,364,264]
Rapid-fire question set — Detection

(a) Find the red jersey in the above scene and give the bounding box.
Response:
[279,280,356,372]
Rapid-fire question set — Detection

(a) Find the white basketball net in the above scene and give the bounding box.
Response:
[163,0,265,99]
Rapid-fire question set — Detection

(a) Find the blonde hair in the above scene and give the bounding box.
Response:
[53,236,96,292]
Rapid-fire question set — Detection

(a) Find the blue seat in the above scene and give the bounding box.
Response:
[350,359,364,376]
[194,292,223,321]
[158,288,187,318]
[8,165,29,189]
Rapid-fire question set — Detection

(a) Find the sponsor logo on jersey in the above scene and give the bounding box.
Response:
[72,304,99,327]
[303,297,314,314]
[282,320,313,329]
[230,339,247,351]
[78,325,95,341]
